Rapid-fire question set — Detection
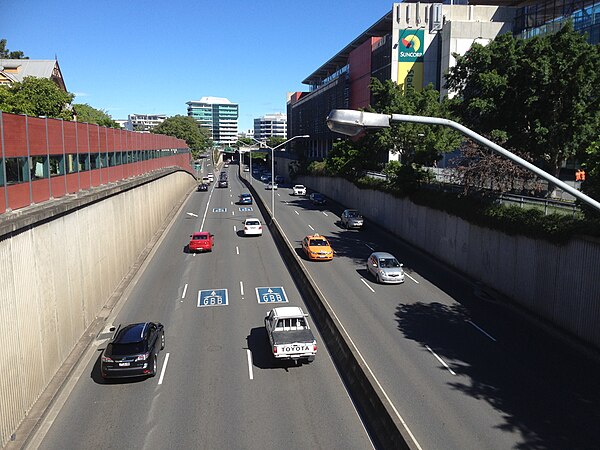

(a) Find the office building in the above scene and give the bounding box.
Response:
[254,113,287,141]
[288,0,599,161]
[127,114,166,132]
[187,96,239,145]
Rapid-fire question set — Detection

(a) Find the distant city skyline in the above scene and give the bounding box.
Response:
[1,0,394,131]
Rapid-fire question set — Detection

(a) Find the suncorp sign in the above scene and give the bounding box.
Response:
[398,30,424,62]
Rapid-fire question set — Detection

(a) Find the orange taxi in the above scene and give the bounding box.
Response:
[301,233,334,261]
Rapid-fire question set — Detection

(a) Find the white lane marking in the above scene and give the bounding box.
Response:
[425,345,456,376]
[365,243,375,251]
[200,185,216,229]
[360,278,375,293]
[467,320,497,342]
[322,211,328,217]
[246,349,254,380]
[308,224,315,231]
[231,201,233,205]
[277,225,422,450]
[405,273,419,284]
[232,211,235,216]
[233,225,237,233]
[158,352,170,385]
[294,210,299,215]
[240,281,244,296]
[186,212,198,217]
[236,246,240,255]
[277,192,281,197]
[182,284,188,299]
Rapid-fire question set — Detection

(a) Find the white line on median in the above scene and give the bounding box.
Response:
[365,243,374,251]
[308,224,314,231]
[294,210,299,215]
[360,278,375,292]
[236,246,239,255]
[158,352,170,385]
[182,284,188,299]
[425,345,456,375]
[246,349,254,380]
[467,320,497,342]
[240,281,244,296]
[322,211,328,216]
[405,273,419,284]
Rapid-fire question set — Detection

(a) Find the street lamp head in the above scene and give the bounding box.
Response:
[326,109,391,136]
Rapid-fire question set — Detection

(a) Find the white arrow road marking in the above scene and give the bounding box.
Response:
[186,212,198,217]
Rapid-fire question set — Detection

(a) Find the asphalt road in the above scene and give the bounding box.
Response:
[35,160,374,450]
[247,166,600,450]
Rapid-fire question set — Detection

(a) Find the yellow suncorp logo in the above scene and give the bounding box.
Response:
[401,34,421,50]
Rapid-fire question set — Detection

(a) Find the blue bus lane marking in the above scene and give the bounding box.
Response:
[198,289,228,307]
[255,287,288,304]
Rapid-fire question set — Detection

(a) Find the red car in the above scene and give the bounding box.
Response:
[188,232,214,253]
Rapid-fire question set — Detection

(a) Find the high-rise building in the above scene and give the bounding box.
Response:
[288,0,600,161]
[254,113,287,141]
[187,96,239,145]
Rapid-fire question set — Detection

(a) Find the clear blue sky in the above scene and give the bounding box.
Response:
[2,0,394,131]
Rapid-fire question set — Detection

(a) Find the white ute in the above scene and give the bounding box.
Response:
[264,306,317,363]
[292,185,307,196]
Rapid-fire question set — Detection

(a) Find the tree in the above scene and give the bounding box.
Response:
[266,137,286,148]
[446,22,600,180]
[153,115,211,158]
[74,103,119,128]
[0,76,74,119]
[0,39,28,59]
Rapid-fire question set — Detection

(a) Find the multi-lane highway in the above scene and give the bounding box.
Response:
[34,160,374,449]
[30,158,600,450]
[246,164,600,450]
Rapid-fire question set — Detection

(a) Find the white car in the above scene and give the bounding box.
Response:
[265,182,278,190]
[292,185,306,196]
[243,218,262,236]
[207,173,214,182]
[367,252,405,284]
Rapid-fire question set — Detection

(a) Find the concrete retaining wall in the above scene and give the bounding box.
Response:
[299,175,600,350]
[0,170,196,447]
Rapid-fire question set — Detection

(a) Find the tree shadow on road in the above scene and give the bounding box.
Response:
[395,301,600,449]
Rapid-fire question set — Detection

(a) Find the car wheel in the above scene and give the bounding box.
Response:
[376,274,381,284]
[306,355,315,363]
[160,333,165,350]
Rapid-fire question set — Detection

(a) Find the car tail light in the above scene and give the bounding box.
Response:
[135,352,150,361]
[273,346,277,354]
[101,355,113,363]
[313,344,317,352]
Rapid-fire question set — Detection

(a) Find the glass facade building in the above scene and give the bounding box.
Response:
[187,97,239,145]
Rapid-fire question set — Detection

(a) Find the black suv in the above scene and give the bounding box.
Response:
[101,322,165,379]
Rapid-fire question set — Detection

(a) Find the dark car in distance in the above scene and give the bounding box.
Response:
[309,192,326,205]
[101,322,165,379]
[238,193,253,205]
[197,183,208,192]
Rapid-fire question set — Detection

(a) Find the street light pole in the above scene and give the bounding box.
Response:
[327,109,600,214]
[263,135,309,223]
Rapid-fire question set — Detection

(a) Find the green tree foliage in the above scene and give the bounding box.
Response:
[153,115,211,158]
[0,39,28,59]
[266,137,286,149]
[74,103,119,128]
[581,139,600,218]
[446,22,600,178]
[324,79,462,182]
[0,76,74,119]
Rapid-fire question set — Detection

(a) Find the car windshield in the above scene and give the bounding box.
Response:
[311,239,328,246]
[347,211,359,217]
[379,258,401,268]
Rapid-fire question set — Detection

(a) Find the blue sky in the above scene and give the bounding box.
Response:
[2,0,394,131]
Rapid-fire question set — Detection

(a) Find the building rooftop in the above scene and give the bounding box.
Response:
[0,59,66,91]
[187,96,235,105]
